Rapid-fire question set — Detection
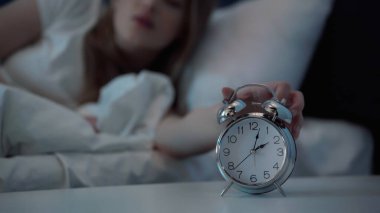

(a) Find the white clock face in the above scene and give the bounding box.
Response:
[217,116,287,186]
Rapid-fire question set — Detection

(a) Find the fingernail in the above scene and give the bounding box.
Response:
[280,98,287,105]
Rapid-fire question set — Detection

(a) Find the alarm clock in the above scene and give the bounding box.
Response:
[216,84,296,197]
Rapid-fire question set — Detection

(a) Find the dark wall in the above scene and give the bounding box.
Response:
[0,0,11,6]
[301,0,380,174]
[218,0,241,7]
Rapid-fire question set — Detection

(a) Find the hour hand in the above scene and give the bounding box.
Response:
[254,142,269,152]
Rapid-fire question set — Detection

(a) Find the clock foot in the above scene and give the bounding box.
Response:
[220,181,233,197]
[274,182,286,197]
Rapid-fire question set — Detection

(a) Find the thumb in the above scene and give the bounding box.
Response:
[222,87,234,100]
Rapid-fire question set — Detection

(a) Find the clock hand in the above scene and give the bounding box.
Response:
[230,129,261,171]
[252,128,260,150]
[234,130,261,170]
[253,142,269,152]
[234,151,254,170]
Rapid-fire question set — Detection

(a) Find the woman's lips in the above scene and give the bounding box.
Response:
[133,15,155,29]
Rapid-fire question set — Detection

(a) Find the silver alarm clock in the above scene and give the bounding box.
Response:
[216,84,296,196]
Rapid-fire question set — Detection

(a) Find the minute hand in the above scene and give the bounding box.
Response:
[252,128,260,150]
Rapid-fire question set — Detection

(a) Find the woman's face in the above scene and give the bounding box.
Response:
[112,0,187,52]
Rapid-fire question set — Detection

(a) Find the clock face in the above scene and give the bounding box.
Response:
[217,116,287,187]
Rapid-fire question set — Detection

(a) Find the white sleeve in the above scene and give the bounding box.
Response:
[36,0,101,30]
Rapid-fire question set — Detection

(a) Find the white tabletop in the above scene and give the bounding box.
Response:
[0,175,379,213]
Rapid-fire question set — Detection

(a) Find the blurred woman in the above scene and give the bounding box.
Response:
[0,0,303,157]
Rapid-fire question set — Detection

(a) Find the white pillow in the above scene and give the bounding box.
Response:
[178,0,333,111]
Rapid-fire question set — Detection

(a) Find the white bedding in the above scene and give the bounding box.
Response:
[0,71,199,192]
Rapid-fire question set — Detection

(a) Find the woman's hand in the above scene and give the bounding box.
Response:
[221,81,304,139]
[83,115,100,133]
[155,81,304,159]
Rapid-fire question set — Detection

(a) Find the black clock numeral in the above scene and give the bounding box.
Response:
[249,122,259,130]
[273,162,279,170]
[223,148,230,156]
[277,148,284,156]
[237,170,243,179]
[238,126,244,135]
[264,171,270,179]
[250,175,257,183]
[273,136,280,144]
[228,162,235,170]
[228,135,237,143]
[266,126,269,135]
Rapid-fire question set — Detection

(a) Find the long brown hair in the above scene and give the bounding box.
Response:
[80,0,216,104]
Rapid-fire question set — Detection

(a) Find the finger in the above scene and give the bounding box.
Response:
[291,113,303,139]
[222,87,234,100]
[288,91,305,116]
[287,91,304,139]
[267,81,292,104]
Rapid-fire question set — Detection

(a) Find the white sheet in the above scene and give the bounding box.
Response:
[1,71,213,192]
[0,148,221,192]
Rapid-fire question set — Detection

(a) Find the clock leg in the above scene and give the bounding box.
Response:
[274,182,286,197]
[220,181,234,197]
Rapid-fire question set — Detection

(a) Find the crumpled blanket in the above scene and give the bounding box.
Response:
[0,71,220,192]
[1,71,174,155]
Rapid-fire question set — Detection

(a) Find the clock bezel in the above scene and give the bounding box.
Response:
[216,113,297,194]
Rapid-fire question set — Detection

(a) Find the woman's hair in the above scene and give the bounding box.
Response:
[80,0,216,104]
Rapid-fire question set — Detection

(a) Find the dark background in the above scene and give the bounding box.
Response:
[300,0,380,174]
